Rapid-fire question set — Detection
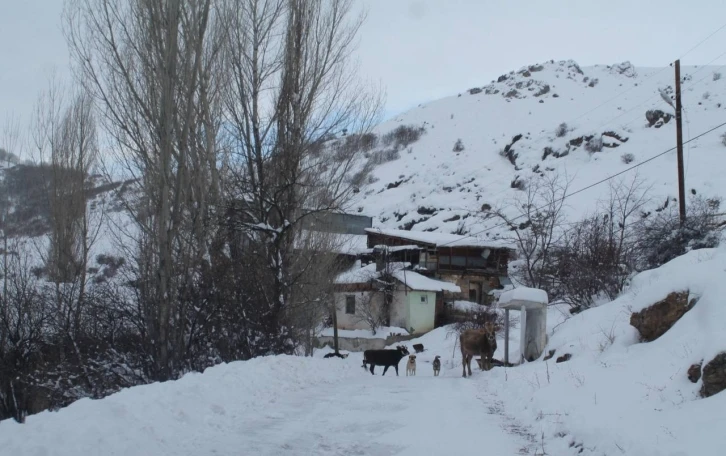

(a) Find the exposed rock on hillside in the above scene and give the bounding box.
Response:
[629,291,696,342]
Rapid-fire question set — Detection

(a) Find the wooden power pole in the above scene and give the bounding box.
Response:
[674,59,687,225]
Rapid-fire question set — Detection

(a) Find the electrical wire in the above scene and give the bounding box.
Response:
[437,120,726,247]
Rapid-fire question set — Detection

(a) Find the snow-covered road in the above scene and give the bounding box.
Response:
[234,366,533,455]
[0,354,538,456]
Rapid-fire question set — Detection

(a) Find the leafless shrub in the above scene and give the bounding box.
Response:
[597,321,618,353]
[453,138,465,152]
[381,125,425,149]
[714,72,722,81]
[635,194,723,270]
[483,172,572,298]
[553,176,650,311]
[555,122,568,138]
[446,305,508,336]
[366,149,400,165]
[721,132,726,147]
[621,153,635,164]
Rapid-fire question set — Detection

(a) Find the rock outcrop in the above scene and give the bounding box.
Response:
[629,291,696,342]
[688,362,702,383]
[701,353,726,398]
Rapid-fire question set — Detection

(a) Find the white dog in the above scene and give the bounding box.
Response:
[406,354,417,376]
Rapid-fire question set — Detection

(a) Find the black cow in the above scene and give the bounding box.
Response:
[362,345,410,375]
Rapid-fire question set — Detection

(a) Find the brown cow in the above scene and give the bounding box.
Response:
[460,322,498,378]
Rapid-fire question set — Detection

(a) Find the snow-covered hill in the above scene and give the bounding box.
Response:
[348,60,726,239]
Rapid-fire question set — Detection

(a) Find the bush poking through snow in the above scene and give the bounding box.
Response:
[381,125,425,149]
[714,72,722,81]
[621,153,635,164]
[555,122,568,138]
[453,138,465,152]
[584,135,603,153]
[636,194,723,270]
[510,176,526,190]
[721,132,726,147]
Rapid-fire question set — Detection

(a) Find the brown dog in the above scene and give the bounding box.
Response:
[432,355,441,376]
[406,354,417,376]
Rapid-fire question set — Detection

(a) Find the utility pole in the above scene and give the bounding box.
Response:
[674,59,687,225]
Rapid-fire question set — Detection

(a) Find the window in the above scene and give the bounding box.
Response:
[469,288,477,303]
[345,295,356,314]
[420,295,428,304]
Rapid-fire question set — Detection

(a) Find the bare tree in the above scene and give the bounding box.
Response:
[222,0,383,354]
[483,172,572,297]
[64,0,227,379]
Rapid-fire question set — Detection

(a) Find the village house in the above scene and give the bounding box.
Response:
[332,261,460,335]
[363,227,516,305]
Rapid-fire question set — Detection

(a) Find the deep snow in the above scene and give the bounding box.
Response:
[0,349,536,456]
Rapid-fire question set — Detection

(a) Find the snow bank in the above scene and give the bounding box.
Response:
[483,247,726,455]
[0,356,363,456]
[318,326,409,339]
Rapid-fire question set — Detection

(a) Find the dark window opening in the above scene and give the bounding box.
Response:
[345,295,356,314]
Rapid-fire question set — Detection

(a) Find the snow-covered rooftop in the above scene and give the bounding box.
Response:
[334,261,460,293]
[364,227,515,249]
[497,287,548,310]
[296,231,368,255]
[392,269,461,293]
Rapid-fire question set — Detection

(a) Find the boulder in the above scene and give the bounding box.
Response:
[688,362,702,383]
[701,353,726,398]
[629,291,696,342]
[556,353,572,363]
[645,109,673,128]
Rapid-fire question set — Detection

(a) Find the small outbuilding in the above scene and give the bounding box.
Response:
[333,261,461,335]
[497,287,549,364]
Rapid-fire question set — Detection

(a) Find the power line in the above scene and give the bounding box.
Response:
[678,20,726,60]
[437,119,726,247]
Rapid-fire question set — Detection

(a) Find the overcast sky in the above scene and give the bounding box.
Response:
[2,0,726,136]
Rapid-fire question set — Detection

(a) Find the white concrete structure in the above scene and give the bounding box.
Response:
[497,287,549,364]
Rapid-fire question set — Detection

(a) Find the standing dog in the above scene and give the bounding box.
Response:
[406,355,417,376]
[432,355,441,376]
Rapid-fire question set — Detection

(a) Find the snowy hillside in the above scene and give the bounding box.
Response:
[349,60,726,239]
